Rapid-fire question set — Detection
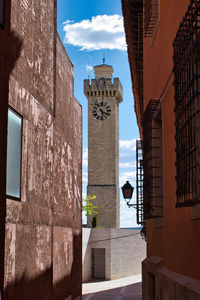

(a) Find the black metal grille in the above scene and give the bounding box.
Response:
[136,140,144,225]
[173,0,200,207]
[138,11,144,114]
[122,0,144,115]
[143,100,163,219]
[144,0,159,37]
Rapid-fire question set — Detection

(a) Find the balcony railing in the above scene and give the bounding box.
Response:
[142,100,163,219]
[136,140,144,225]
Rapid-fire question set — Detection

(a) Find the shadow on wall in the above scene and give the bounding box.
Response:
[4,268,52,300]
[4,233,82,300]
[0,12,23,299]
[8,31,23,70]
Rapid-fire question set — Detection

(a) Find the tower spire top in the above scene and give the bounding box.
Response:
[103,57,105,65]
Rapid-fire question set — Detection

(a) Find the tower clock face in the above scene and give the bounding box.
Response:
[92,101,111,120]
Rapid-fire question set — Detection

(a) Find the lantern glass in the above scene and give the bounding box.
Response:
[121,181,134,199]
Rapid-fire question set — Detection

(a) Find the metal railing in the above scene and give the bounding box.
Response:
[142,100,163,219]
[144,0,159,37]
[136,140,144,225]
[173,0,200,207]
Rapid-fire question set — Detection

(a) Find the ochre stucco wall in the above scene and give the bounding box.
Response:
[143,0,200,281]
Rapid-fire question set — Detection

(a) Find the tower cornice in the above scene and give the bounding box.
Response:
[84,78,123,103]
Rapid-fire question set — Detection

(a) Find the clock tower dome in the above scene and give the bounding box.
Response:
[84,63,123,228]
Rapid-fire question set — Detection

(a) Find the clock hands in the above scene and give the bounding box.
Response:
[93,101,111,120]
[99,108,109,115]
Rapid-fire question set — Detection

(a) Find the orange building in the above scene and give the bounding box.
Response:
[122,0,200,298]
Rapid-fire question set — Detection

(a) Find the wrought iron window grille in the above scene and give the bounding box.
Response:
[136,141,146,239]
[136,139,144,225]
[173,0,200,208]
[144,0,159,37]
[137,11,144,114]
[142,99,164,220]
[136,140,147,240]
[122,0,144,114]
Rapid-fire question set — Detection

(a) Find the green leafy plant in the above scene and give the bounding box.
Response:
[82,195,98,227]
[82,195,98,216]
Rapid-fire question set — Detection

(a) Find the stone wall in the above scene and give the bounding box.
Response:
[53,35,82,300]
[0,0,22,294]
[142,256,200,300]
[87,185,120,228]
[3,1,82,299]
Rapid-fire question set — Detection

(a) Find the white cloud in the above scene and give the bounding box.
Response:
[120,201,138,227]
[119,171,136,187]
[119,152,134,158]
[63,20,73,25]
[82,172,88,184]
[82,192,87,199]
[86,65,93,72]
[63,14,126,51]
[119,162,136,168]
[119,138,137,151]
[83,148,88,167]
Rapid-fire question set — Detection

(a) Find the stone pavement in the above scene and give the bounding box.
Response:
[82,274,142,300]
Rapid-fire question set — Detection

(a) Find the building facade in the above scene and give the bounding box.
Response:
[122,0,200,299]
[82,228,146,282]
[0,1,82,299]
[84,64,123,228]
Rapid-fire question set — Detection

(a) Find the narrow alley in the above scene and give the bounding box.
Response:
[82,275,142,300]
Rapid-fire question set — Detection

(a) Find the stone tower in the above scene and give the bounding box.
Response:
[84,64,123,228]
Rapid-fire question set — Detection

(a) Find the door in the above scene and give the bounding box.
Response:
[92,248,105,279]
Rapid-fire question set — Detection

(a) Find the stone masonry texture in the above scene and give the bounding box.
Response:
[3,1,82,300]
[84,74,122,229]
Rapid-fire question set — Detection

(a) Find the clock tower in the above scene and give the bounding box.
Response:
[84,64,123,228]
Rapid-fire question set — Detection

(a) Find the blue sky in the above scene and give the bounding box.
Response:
[57,0,140,227]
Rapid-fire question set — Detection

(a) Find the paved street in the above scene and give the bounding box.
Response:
[82,274,142,300]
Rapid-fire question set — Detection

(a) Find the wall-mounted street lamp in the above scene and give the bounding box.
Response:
[121,181,137,209]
